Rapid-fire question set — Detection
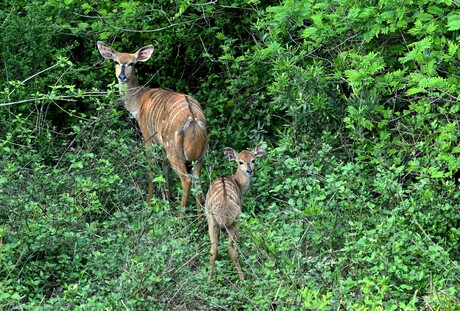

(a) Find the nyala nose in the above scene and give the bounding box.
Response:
[118,73,127,82]
[246,168,253,175]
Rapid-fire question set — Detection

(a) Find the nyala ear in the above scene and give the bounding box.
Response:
[224,147,238,161]
[253,143,265,158]
[135,45,154,63]
[97,41,118,61]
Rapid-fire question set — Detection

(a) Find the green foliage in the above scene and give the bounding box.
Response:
[1,0,460,309]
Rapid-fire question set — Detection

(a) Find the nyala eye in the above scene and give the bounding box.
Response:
[251,160,255,163]
[239,161,244,165]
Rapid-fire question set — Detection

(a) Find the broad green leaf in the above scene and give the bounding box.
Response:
[447,14,460,31]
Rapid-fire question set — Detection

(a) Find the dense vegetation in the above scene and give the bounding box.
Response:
[1,0,459,309]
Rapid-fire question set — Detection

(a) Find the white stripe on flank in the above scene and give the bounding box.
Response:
[208,178,240,206]
[167,105,191,132]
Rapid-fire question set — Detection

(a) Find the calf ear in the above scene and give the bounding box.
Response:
[253,143,265,158]
[97,41,117,60]
[224,147,238,161]
[135,45,154,63]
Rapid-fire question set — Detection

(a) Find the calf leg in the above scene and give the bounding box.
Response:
[208,219,220,281]
[227,225,244,280]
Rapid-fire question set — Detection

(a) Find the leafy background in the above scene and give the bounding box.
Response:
[1,0,459,309]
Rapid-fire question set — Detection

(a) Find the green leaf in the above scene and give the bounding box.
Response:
[431,169,444,179]
[301,27,318,39]
[406,87,426,95]
[447,41,459,57]
[447,14,460,31]
[153,176,166,183]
